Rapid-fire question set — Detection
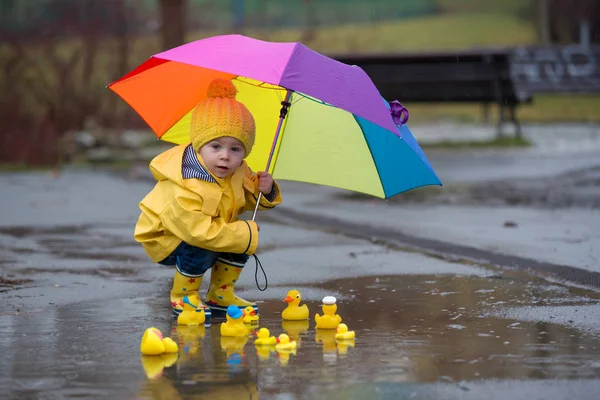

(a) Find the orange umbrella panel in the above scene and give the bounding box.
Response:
[109,60,236,138]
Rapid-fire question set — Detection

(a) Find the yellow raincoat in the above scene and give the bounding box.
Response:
[134,144,282,262]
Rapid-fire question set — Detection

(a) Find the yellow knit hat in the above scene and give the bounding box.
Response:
[190,78,256,156]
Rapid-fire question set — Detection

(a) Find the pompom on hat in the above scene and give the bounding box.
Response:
[190,78,256,156]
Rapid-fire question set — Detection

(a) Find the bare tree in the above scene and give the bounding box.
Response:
[301,0,318,43]
[0,0,135,165]
[159,0,187,50]
[548,0,600,44]
[536,0,551,44]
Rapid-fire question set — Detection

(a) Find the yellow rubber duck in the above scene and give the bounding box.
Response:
[275,337,297,365]
[177,295,206,326]
[254,327,277,345]
[334,323,355,340]
[220,305,249,337]
[275,333,297,351]
[282,289,310,321]
[140,327,179,355]
[162,337,179,353]
[242,305,259,324]
[314,296,342,329]
[275,333,297,365]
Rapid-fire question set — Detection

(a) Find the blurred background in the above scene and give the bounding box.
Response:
[2,5,600,397]
[1,0,599,166]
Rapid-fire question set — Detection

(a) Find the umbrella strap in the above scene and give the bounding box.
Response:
[252,254,268,291]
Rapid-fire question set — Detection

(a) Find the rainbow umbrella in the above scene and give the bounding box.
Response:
[109,34,441,216]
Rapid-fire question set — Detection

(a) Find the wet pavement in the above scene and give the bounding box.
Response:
[2,266,600,399]
[2,127,600,399]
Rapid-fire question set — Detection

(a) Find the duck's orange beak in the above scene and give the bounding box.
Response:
[276,337,281,343]
[284,296,293,303]
[250,310,256,316]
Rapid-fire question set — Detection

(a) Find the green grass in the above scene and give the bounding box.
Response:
[518,94,600,123]
[421,136,532,149]
[0,163,54,172]
[437,0,534,17]
[406,94,600,124]
[188,12,537,53]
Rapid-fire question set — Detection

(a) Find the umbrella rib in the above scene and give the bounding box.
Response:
[293,92,334,107]
[233,76,289,103]
[233,76,285,91]
[233,77,334,109]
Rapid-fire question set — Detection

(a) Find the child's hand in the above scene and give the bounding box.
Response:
[257,171,274,195]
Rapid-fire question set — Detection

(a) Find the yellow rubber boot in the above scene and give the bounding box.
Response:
[170,268,211,318]
[205,260,257,314]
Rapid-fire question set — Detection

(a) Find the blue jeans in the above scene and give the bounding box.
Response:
[158,241,249,276]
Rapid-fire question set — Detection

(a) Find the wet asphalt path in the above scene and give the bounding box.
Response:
[1,141,600,399]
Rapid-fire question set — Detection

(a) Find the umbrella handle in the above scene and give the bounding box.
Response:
[251,89,292,222]
[251,192,263,221]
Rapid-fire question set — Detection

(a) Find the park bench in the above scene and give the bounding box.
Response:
[333,45,600,137]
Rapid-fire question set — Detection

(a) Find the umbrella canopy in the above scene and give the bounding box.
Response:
[109,34,441,198]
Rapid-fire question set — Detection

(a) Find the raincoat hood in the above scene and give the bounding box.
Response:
[149,145,189,186]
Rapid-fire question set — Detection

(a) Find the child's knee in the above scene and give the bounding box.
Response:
[176,243,219,275]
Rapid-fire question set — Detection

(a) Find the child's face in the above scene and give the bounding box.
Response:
[199,136,246,178]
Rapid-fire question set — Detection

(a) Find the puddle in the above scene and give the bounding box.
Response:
[1,273,600,399]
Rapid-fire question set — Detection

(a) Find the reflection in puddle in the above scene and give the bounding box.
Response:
[3,274,600,399]
[134,274,600,399]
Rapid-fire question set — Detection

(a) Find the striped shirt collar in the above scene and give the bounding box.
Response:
[181,144,217,183]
